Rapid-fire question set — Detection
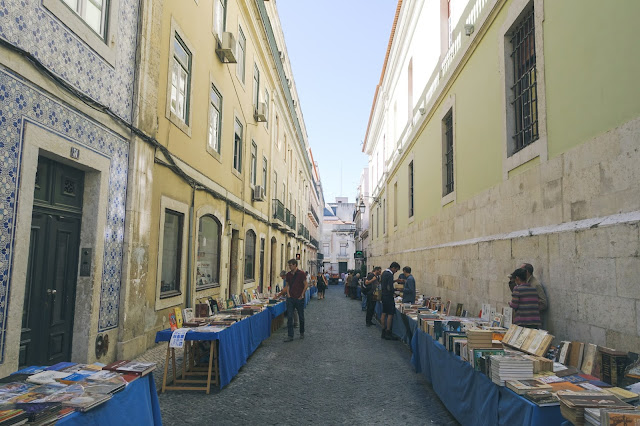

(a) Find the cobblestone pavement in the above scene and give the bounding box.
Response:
[156,286,459,425]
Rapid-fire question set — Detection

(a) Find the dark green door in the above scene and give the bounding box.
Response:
[20,157,84,367]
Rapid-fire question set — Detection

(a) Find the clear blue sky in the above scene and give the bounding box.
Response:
[276,0,398,204]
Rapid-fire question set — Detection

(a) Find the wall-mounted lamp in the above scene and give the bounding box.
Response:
[358,200,366,215]
[419,107,426,115]
[465,24,475,36]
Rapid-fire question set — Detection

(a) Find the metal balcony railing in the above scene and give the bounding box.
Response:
[284,208,291,227]
[304,227,309,240]
[272,199,284,222]
[290,213,296,230]
[298,223,304,235]
[308,204,319,223]
[333,224,356,232]
[310,237,319,248]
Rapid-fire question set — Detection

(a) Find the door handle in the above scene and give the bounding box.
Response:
[46,289,57,295]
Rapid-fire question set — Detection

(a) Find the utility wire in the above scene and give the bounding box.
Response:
[0,37,272,226]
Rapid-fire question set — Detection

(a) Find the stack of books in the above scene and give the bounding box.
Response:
[103,360,156,377]
[0,408,27,425]
[597,407,640,425]
[490,355,534,386]
[583,407,600,425]
[557,391,631,425]
[502,325,554,357]
[505,379,552,394]
[466,330,493,351]
[523,390,560,407]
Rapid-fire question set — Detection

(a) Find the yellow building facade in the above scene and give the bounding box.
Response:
[364,0,640,351]
[117,0,322,359]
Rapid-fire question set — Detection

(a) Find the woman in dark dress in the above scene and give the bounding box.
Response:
[317,272,328,299]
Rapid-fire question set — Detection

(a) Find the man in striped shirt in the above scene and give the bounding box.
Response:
[508,268,541,329]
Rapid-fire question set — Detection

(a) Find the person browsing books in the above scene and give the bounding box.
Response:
[520,263,548,312]
[380,262,401,340]
[283,259,308,342]
[401,266,416,303]
[277,270,298,328]
[364,266,381,326]
[508,268,541,329]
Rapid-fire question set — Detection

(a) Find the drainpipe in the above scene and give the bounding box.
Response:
[186,185,195,308]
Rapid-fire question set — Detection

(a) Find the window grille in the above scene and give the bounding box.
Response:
[510,8,538,153]
[444,111,454,195]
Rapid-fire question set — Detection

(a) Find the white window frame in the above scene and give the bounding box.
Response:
[262,157,268,191]
[253,64,260,112]
[165,18,194,136]
[233,117,244,175]
[43,0,120,65]
[250,141,257,186]
[237,26,246,84]
[155,196,189,310]
[207,82,223,160]
[500,0,548,180]
[212,0,226,43]
[263,89,270,128]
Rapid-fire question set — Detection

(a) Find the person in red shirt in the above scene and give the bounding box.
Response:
[284,259,308,342]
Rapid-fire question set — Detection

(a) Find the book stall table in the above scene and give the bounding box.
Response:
[409,328,565,426]
[58,373,162,425]
[374,303,416,345]
[305,287,317,306]
[267,301,287,333]
[155,308,272,392]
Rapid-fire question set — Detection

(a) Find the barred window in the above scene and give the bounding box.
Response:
[408,161,414,217]
[510,7,538,153]
[443,110,454,196]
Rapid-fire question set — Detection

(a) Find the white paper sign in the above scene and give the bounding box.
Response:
[502,307,513,328]
[481,303,492,321]
[169,328,190,349]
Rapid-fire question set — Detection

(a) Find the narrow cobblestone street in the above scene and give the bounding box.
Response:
[158,286,458,425]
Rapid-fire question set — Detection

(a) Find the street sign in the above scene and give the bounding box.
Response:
[354,250,364,259]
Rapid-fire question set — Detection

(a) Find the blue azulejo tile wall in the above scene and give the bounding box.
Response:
[0,0,139,123]
[0,67,128,362]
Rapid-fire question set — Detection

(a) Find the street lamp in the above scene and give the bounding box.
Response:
[358,200,366,215]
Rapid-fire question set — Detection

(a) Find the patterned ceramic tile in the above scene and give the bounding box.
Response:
[0,0,139,362]
[0,67,129,362]
[0,0,138,122]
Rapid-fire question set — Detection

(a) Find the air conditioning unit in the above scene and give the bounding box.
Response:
[254,102,267,122]
[252,185,265,201]
[215,32,237,63]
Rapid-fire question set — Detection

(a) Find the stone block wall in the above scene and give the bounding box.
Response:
[369,116,640,352]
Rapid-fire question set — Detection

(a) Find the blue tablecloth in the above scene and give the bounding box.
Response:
[266,301,286,318]
[304,287,318,306]
[374,303,415,344]
[155,308,272,388]
[410,328,564,426]
[58,373,161,425]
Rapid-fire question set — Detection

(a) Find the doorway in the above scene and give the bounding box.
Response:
[227,229,239,298]
[259,238,265,293]
[269,237,277,292]
[20,157,84,366]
